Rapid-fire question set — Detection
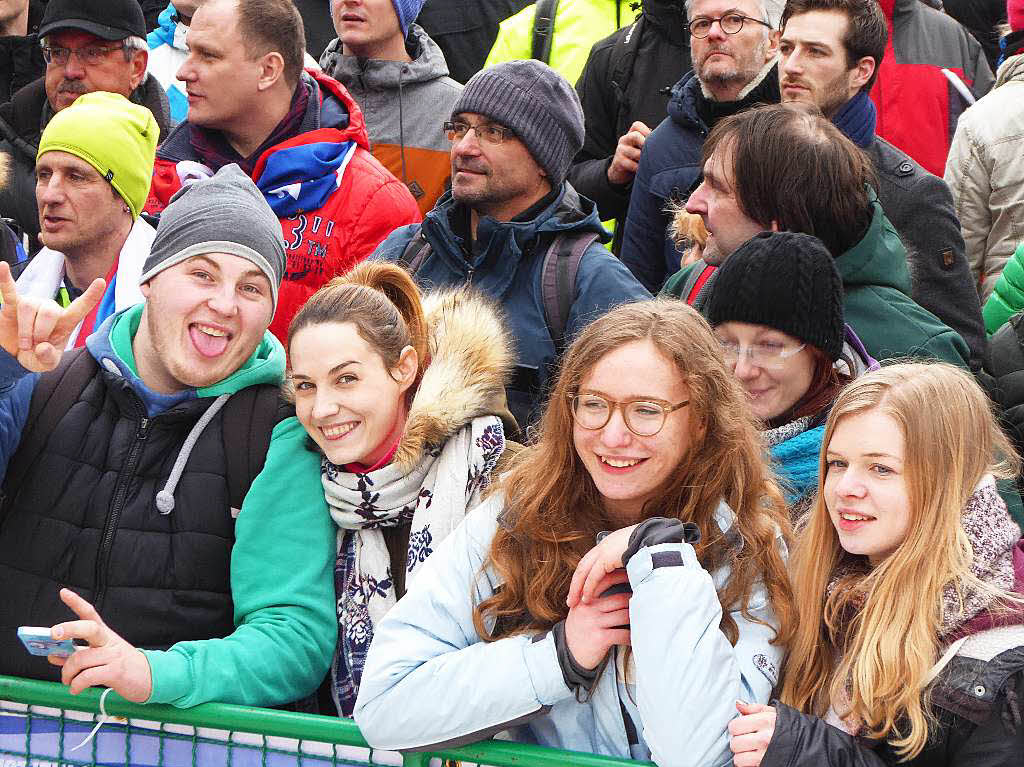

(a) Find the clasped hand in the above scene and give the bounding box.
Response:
[563,524,638,670]
[47,588,153,703]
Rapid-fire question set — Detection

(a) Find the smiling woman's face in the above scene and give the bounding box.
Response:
[290,321,416,467]
[715,321,816,421]
[824,408,912,566]
[572,339,693,526]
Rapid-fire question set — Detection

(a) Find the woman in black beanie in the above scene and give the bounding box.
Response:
[706,232,875,510]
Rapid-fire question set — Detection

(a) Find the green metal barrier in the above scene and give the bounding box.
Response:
[0,676,653,767]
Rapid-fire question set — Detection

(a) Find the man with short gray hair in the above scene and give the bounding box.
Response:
[0,0,171,247]
[619,0,782,294]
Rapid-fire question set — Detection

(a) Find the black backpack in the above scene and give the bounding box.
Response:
[397,228,599,352]
[1,348,284,523]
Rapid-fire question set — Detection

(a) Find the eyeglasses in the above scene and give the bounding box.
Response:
[41,42,125,67]
[570,394,690,437]
[443,120,515,145]
[687,13,772,38]
[716,338,807,369]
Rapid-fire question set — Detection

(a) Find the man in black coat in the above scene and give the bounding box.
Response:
[568,0,691,255]
[0,0,171,250]
[778,0,986,369]
[0,0,46,105]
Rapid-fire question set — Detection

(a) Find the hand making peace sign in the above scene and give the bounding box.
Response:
[0,261,105,372]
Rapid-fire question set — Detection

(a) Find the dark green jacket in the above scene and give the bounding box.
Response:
[662,200,971,368]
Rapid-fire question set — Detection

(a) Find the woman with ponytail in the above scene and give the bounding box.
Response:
[286,262,516,717]
[729,362,1024,767]
[353,299,795,766]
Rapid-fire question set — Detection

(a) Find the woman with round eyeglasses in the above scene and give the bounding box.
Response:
[706,232,876,511]
[354,298,795,766]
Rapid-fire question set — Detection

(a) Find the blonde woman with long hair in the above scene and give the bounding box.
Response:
[729,362,1024,767]
[353,299,794,766]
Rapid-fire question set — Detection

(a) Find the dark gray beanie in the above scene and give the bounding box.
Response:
[140,164,286,311]
[451,60,584,186]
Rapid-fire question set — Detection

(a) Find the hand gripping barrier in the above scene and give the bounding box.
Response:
[0,676,653,767]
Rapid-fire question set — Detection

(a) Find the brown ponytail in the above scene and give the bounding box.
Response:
[287,262,429,391]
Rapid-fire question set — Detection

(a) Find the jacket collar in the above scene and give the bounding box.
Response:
[392,288,516,468]
[995,50,1024,87]
[669,62,780,130]
[159,69,371,165]
[419,183,607,299]
[320,24,452,90]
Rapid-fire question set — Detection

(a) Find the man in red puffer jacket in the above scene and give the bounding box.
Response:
[144,0,421,342]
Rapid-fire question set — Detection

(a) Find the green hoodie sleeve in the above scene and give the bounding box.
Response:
[142,417,335,708]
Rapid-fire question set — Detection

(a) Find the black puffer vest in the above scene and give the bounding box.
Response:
[0,350,281,681]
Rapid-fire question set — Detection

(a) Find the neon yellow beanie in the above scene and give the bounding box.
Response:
[37,91,159,220]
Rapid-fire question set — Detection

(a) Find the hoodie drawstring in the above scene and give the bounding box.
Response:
[155,393,233,514]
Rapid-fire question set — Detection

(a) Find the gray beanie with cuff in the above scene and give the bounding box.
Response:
[140,164,286,312]
[451,59,584,187]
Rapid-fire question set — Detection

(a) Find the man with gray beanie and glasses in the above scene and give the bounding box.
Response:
[0,164,335,710]
[374,58,648,428]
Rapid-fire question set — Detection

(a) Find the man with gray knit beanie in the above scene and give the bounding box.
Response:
[373,59,648,427]
[0,163,335,710]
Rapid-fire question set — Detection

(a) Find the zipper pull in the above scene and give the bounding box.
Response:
[138,417,150,438]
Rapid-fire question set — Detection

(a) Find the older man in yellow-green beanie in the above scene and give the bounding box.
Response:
[13,90,159,348]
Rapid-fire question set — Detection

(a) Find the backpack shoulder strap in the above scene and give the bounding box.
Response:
[397,229,432,277]
[3,348,98,505]
[609,15,645,108]
[221,383,286,518]
[531,0,559,64]
[541,231,600,351]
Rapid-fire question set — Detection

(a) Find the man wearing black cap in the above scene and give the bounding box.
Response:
[0,0,172,248]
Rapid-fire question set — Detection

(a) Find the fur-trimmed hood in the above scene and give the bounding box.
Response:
[393,288,515,470]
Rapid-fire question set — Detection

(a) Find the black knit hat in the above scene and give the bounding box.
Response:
[451,60,584,187]
[706,231,846,360]
[39,0,146,41]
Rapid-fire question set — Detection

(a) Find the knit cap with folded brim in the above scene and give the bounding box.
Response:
[37,91,158,220]
[140,164,286,313]
[451,59,584,187]
[705,231,846,361]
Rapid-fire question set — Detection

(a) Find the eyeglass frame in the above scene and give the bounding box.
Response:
[443,119,516,145]
[716,338,808,370]
[40,41,127,67]
[686,13,772,38]
[569,393,690,437]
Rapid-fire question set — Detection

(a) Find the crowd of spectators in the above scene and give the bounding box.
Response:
[1,1,1023,765]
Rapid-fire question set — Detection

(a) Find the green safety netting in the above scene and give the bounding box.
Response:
[0,676,652,767]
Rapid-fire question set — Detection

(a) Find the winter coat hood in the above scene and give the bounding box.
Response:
[642,0,689,45]
[835,193,913,295]
[86,303,286,416]
[393,288,515,469]
[319,24,452,89]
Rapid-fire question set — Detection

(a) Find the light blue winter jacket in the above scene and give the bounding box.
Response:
[354,495,784,766]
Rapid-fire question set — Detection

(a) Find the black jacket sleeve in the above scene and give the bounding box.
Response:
[567,36,633,220]
[760,703,890,767]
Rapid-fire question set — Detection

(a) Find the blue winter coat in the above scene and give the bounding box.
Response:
[354,495,784,766]
[371,183,650,425]
[619,71,708,294]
